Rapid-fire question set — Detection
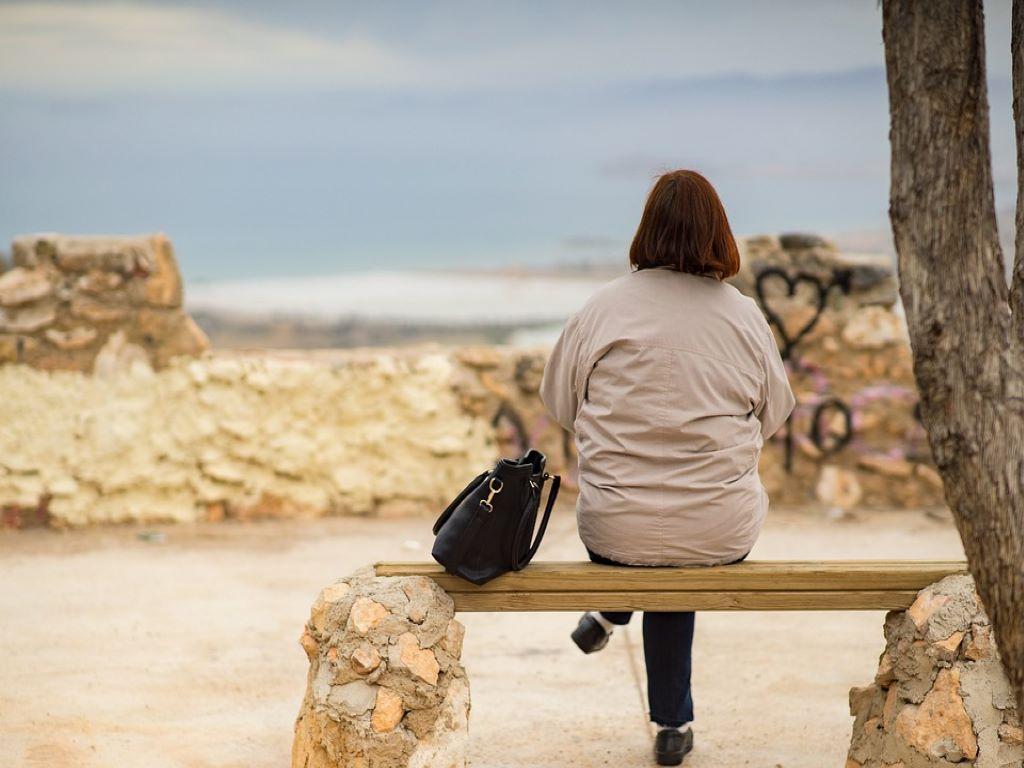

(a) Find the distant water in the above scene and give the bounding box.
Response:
[186,269,616,325]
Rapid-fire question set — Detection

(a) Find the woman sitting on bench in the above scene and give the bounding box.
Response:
[540,169,794,766]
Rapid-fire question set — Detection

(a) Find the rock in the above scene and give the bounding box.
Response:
[455,347,503,370]
[407,604,427,623]
[816,465,863,509]
[0,301,56,333]
[292,570,468,768]
[999,723,1023,746]
[135,309,209,366]
[857,454,914,479]
[50,236,139,272]
[47,476,79,496]
[328,680,377,716]
[847,574,1022,768]
[300,629,318,661]
[44,326,98,351]
[350,597,390,634]
[850,684,878,716]
[907,590,951,630]
[441,619,466,659]
[0,335,17,363]
[350,645,381,675]
[70,295,130,324]
[310,581,351,633]
[841,306,906,349]
[914,464,944,490]
[142,234,183,307]
[875,652,895,687]
[734,235,898,310]
[934,629,965,654]
[893,669,978,762]
[964,624,992,662]
[881,685,899,727]
[395,632,440,686]
[402,576,435,624]
[77,269,124,294]
[92,330,151,376]
[0,267,52,306]
[11,235,46,268]
[371,687,404,732]
[779,232,833,250]
[405,677,469,767]
[2,233,206,373]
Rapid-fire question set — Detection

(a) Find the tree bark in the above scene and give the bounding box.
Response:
[882,0,1024,713]
[1014,0,1024,322]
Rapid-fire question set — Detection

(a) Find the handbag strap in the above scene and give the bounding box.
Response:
[512,474,561,571]
[432,470,488,535]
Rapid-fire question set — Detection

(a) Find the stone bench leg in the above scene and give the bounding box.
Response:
[292,567,469,768]
[847,574,1022,767]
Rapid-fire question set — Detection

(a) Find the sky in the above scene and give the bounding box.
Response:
[0,1,1016,281]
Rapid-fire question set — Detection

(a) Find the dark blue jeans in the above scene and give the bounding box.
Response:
[587,548,747,728]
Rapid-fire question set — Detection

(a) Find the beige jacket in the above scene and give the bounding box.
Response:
[540,267,794,566]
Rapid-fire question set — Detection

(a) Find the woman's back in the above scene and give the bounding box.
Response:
[545,169,795,763]
[541,267,793,566]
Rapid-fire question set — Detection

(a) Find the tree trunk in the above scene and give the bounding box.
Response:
[882,0,1024,713]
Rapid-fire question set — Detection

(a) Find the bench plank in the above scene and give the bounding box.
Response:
[445,589,923,612]
[375,561,967,597]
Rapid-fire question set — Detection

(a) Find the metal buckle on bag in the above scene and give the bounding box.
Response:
[479,477,503,513]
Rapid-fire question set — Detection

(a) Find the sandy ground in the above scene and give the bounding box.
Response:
[0,504,964,768]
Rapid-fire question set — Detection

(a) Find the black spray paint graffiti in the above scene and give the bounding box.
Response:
[491,399,579,484]
[754,267,854,471]
[491,402,528,454]
[494,269,879,476]
[810,398,854,455]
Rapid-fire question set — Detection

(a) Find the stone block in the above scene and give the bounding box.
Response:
[135,309,209,367]
[847,575,1022,767]
[841,306,907,349]
[292,569,469,768]
[69,295,131,324]
[0,302,56,333]
[0,267,52,306]
[2,233,205,373]
[816,465,863,509]
[49,235,142,273]
[141,233,183,307]
[44,326,98,351]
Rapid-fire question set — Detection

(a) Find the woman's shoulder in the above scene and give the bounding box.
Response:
[575,270,636,314]
[576,268,771,339]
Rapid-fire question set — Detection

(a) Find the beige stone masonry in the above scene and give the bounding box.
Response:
[0,351,495,527]
[847,575,1022,768]
[1,233,206,372]
[292,568,469,768]
[0,232,948,527]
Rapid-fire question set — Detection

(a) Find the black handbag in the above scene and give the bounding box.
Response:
[431,449,561,585]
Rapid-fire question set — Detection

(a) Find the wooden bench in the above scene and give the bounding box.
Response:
[375,560,968,612]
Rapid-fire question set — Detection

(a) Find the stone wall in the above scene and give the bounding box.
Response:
[0,351,496,527]
[0,233,207,371]
[847,575,1022,767]
[292,568,469,768]
[0,232,946,527]
[736,235,941,510]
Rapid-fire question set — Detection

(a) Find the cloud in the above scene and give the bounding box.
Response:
[0,1,1010,98]
[0,2,425,94]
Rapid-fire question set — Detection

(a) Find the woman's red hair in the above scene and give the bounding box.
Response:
[629,170,740,280]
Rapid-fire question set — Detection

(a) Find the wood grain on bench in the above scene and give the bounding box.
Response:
[375,561,968,612]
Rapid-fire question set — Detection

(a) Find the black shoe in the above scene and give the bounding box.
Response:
[571,613,610,654]
[654,727,693,766]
